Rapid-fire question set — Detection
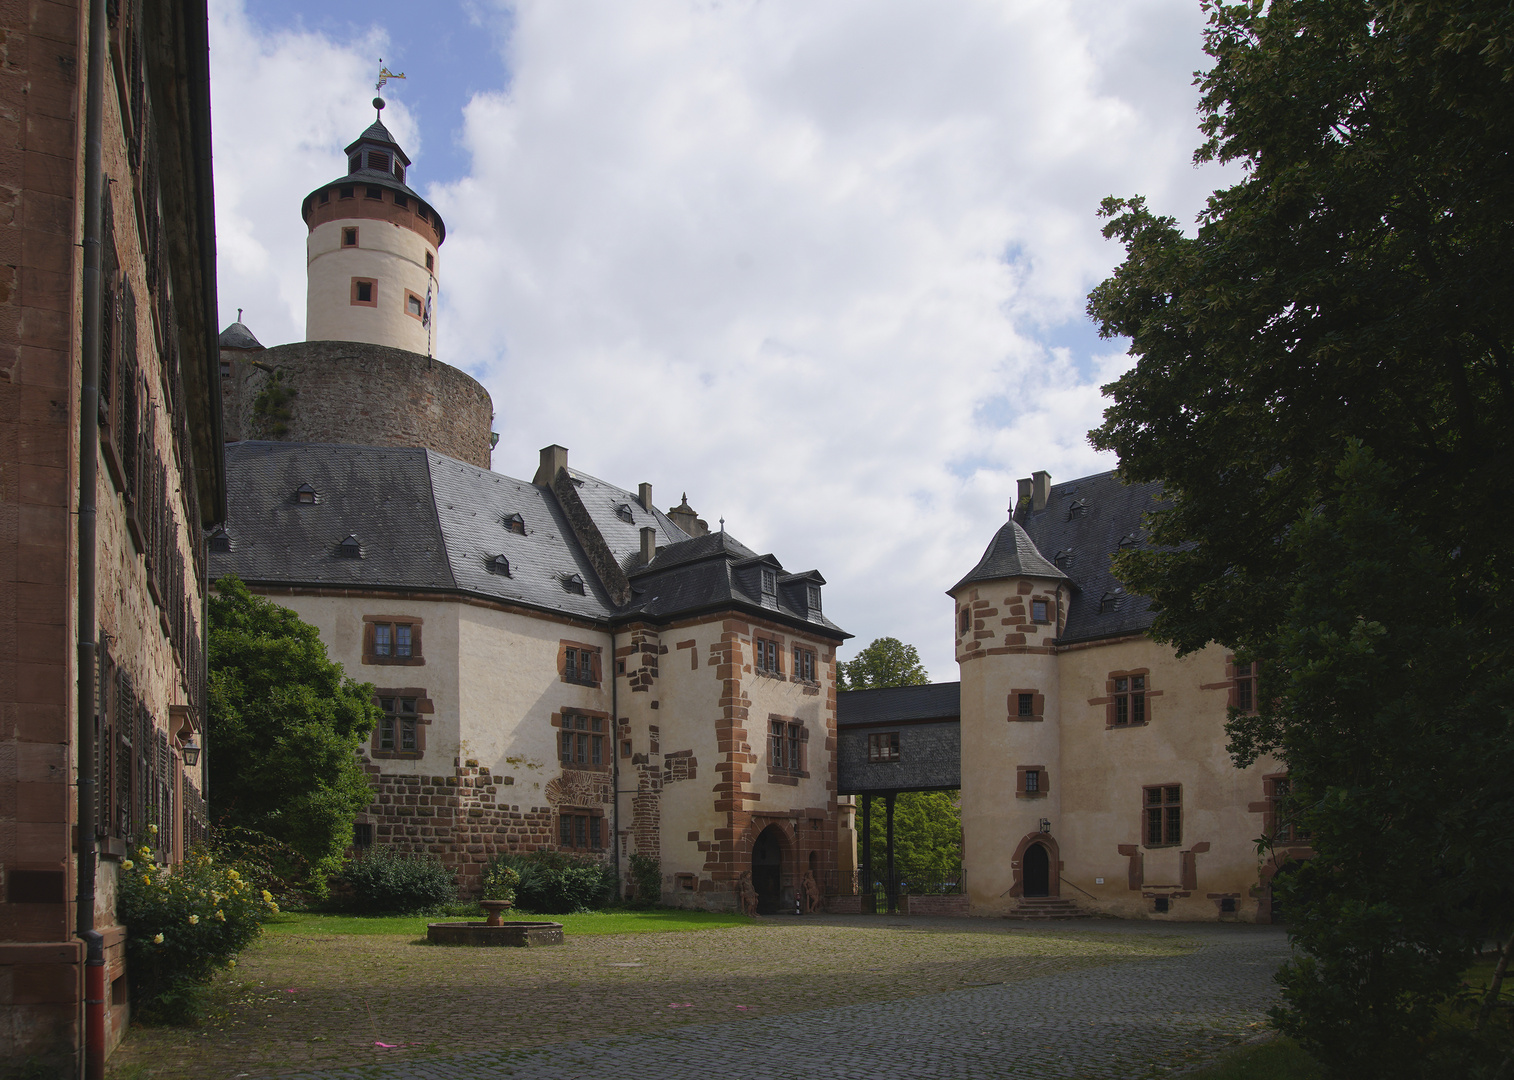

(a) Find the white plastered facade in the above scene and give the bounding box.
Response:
[306,217,437,354]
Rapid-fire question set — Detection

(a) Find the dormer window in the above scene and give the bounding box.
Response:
[338,535,363,559]
[615,504,635,523]
[1054,549,1073,569]
[348,155,360,174]
[1118,533,1140,548]
[207,526,232,553]
[564,573,586,595]
[1100,589,1125,613]
[503,512,525,535]
[1067,499,1090,520]
[295,484,317,505]
[761,570,777,596]
[366,150,391,172]
[807,585,821,612]
[488,554,511,577]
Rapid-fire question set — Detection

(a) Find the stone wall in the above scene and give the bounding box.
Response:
[220,340,493,468]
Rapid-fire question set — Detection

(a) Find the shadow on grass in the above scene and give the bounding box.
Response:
[1180,1038,1323,1080]
[265,907,755,938]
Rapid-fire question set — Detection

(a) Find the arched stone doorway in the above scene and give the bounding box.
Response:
[752,825,787,914]
[1023,843,1051,897]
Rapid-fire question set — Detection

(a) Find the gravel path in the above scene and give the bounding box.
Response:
[258,919,1289,1080]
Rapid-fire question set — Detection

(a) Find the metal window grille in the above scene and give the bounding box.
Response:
[1018,693,1034,717]
[1025,769,1040,793]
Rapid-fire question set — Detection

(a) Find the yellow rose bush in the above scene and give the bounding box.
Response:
[118,845,275,1022]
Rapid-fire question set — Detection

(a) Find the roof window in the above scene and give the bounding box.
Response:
[503,512,525,535]
[1118,533,1141,548]
[295,484,318,505]
[207,526,232,553]
[564,573,586,595]
[1067,498,1090,520]
[338,535,363,559]
[615,503,635,523]
[761,569,777,596]
[1053,549,1074,569]
[1100,588,1125,613]
[807,585,821,612]
[488,554,511,577]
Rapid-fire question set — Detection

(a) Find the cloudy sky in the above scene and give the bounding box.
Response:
[209,0,1236,679]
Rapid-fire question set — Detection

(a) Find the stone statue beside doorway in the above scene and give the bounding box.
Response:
[737,871,760,917]
[802,869,823,914]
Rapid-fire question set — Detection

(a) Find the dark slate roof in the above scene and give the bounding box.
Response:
[621,531,848,638]
[218,321,263,349]
[212,442,454,590]
[214,441,848,637]
[348,118,408,161]
[837,682,961,728]
[303,118,446,242]
[1016,469,1168,644]
[949,517,1067,593]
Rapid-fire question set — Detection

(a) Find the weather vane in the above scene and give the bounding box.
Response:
[373,60,406,115]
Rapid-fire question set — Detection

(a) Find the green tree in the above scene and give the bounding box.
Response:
[1087,1,1514,1075]
[208,576,380,889]
[838,636,929,691]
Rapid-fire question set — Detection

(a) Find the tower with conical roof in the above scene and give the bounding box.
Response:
[300,99,445,355]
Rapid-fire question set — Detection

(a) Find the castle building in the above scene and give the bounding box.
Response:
[837,471,1301,922]
[0,0,223,1068]
[213,109,854,911]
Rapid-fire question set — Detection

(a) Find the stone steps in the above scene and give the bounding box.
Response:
[1006,897,1090,920]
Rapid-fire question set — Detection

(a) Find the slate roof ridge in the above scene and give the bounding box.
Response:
[418,452,459,591]
[629,529,758,576]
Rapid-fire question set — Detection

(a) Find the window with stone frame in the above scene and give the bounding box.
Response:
[561,644,599,686]
[377,695,419,753]
[792,644,816,682]
[769,719,805,773]
[1030,598,1052,623]
[1016,764,1049,798]
[755,637,782,675]
[1266,775,1311,843]
[1111,672,1148,726]
[560,713,607,768]
[867,731,900,763]
[351,277,377,306]
[364,617,423,665]
[559,810,605,851]
[1232,658,1259,714]
[1144,784,1182,847]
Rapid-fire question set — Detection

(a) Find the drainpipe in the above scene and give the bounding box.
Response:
[610,631,620,897]
[76,0,109,1070]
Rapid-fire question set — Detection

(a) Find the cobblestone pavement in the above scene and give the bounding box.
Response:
[267,919,1290,1080]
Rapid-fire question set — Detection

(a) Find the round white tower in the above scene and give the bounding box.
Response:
[301,99,444,355]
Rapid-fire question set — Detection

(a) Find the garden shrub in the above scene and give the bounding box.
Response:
[499,850,615,914]
[117,833,275,1023]
[628,853,662,907]
[339,848,456,913]
[480,856,520,903]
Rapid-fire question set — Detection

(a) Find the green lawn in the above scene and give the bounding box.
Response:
[1180,1038,1323,1080]
[264,907,754,937]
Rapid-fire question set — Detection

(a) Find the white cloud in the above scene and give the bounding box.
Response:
[210,0,1235,679]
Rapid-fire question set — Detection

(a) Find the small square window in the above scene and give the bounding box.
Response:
[318,191,329,204]
[394,193,409,209]
[365,185,384,200]
[1017,693,1034,717]
[1031,599,1049,623]
[406,293,423,318]
[353,280,375,305]
[339,185,354,199]
[342,227,358,247]
[867,731,900,763]
[353,823,373,847]
[1220,897,1237,913]
[1024,769,1040,793]
[1154,896,1170,913]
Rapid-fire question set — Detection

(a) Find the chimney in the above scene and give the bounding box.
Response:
[640,526,657,565]
[638,482,653,512]
[1032,470,1052,512]
[1016,477,1034,511]
[533,444,568,487]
